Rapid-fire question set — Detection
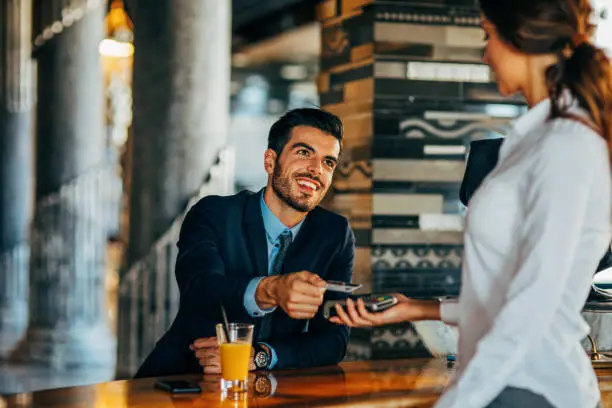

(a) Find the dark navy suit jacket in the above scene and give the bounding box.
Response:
[134,190,355,378]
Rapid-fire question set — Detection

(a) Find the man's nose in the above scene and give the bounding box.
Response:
[307,159,322,175]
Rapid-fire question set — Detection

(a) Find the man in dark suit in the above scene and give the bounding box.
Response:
[134,108,355,378]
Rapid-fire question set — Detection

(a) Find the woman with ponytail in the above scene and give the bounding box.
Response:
[331,1,612,407]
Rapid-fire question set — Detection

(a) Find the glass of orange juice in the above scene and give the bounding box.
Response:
[216,323,254,395]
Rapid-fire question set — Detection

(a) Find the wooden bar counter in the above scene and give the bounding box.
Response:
[3,358,612,407]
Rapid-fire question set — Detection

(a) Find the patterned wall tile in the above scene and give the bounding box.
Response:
[373,159,465,183]
[334,161,373,193]
[353,229,372,247]
[375,60,492,83]
[375,21,482,44]
[320,7,373,70]
[322,100,373,118]
[342,113,373,149]
[344,339,373,362]
[318,1,526,328]
[372,245,463,270]
[371,323,431,359]
[330,62,373,88]
[371,181,460,198]
[371,245,462,296]
[372,268,461,296]
[373,193,444,215]
[332,193,372,229]
[345,327,373,361]
[321,77,374,105]
[373,139,466,160]
[399,116,510,140]
[353,247,372,293]
[376,78,504,103]
[372,229,463,245]
[372,214,464,230]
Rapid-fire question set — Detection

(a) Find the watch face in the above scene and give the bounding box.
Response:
[255,351,269,368]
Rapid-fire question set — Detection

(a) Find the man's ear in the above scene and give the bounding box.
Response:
[264,149,277,175]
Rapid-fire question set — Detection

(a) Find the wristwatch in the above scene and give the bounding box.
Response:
[253,343,271,370]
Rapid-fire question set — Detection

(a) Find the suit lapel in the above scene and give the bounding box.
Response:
[244,190,269,278]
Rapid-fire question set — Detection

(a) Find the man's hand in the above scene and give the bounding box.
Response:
[255,271,327,319]
[190,337,256,374]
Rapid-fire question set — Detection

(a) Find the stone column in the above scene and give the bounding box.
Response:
[316,0,525,360]
[0,0,35,359]
[14,0,115,367]
[115,0,231,378]
[124,0,231,266]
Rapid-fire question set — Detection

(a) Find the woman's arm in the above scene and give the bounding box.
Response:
[329,294,447,327]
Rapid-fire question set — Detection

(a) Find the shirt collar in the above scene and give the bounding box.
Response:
[260,190,304,244]
[509,97,551,139]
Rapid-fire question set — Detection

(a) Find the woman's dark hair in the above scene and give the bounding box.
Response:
[267,108,343,156]
[480,0,612,153]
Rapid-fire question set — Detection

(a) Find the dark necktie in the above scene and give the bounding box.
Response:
[271,231,292,276]
[257,231,292,341]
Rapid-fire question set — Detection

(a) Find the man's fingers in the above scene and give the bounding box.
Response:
[198,352,220,363]
[287,289,324,306]
[203,363,221,374]
[195,349,219,359]
[285,302,319,315]
[303,272,327,287]
[289,312,319,319]
[192,337,217,349]
[198,349,221,374]
[292,280,326,299]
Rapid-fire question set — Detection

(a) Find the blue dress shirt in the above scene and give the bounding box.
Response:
[242,191,304,368]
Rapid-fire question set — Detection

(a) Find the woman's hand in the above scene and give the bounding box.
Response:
[329,294,441,327]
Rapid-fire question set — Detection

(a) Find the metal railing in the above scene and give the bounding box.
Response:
[115,147,235,378]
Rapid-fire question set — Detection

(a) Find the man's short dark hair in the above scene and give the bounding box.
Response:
[267,108,343,155]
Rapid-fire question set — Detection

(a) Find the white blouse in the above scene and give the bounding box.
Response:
[435,95,612,408]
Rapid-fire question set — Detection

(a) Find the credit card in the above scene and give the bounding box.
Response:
[325,280,362,293]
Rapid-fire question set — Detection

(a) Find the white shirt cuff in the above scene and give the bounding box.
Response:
[243,277,277,317]
[440,298,459,326]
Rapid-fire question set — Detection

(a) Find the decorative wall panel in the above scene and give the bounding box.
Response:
[317,0,525,359]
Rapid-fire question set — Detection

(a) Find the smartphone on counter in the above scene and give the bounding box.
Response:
[154,380,201,394]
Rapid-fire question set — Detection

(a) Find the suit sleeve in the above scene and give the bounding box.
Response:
[174,198,252,322]
[265,218,354,369]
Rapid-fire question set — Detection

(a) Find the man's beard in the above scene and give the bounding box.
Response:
[271,164,325,213]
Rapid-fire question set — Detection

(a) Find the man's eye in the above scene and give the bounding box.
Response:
[297,149,309,156]
[325,160,336,168]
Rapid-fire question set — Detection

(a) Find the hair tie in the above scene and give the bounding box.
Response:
[572,32,589,48]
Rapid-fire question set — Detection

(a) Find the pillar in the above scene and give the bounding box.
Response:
[316,0,525,359]
[124,0,231,267]
[14,0,115,367]
[116,0,231,377]
[0,0,34,358]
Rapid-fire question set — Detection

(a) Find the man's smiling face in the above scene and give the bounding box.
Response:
[268,125,340,213]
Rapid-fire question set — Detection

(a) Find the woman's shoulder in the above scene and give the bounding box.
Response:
[536,115,608,164]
